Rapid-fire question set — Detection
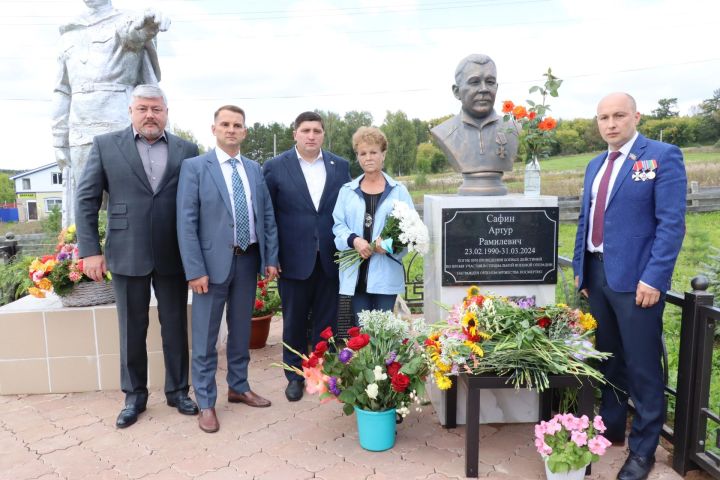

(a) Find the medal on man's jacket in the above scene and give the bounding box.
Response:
[632,159,657,181]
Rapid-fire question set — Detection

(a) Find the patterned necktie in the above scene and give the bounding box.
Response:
[229,158,251,250]
[591,151,622,247]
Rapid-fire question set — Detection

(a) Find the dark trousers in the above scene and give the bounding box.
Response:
[190,248,259,409]
[586,254,665,458]
[350,292,397,326]
[112,271,189,407]
[280,254,339,381]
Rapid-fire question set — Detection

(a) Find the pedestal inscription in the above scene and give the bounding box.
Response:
[442,207,558,285]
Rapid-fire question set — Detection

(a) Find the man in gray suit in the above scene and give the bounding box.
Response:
[177,105,279,433]
[76,84,199,428]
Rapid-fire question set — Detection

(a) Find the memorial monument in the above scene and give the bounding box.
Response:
[51,0,170,226]
[431,54,520,196]
[425,54,559,424]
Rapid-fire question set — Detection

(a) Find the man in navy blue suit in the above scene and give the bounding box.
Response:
[263,112,351,401]
[573,93,686,480]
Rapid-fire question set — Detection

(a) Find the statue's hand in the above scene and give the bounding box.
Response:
[132,10,170,35]
[54,147,70,170]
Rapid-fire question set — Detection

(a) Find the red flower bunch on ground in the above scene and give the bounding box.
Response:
[502,68,562,161]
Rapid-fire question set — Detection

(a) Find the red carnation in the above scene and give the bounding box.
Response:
[255,299,264,310]
[347,326,361,338]
[537,316,551,329]
[257,280,266,288]
[347,333,370,351]
[320,326,334,340]
[314,341,328,356]
[386,361,402,377]
[391,373,410,392]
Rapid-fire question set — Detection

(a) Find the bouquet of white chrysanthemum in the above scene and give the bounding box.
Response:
[336,200,430,271]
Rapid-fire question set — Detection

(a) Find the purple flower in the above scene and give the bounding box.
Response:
[56,251,69,261]
[339,348,353,364]
[517,297,536,309]
[328,376,341,396]
[385,351,397,365]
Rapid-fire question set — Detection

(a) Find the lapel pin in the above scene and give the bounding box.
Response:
[629,153,637,161]
[330,160,335,165]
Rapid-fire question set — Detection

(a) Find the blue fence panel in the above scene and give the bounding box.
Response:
[0,208,19,222]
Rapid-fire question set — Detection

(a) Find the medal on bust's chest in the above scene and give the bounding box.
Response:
[495,132,507,158]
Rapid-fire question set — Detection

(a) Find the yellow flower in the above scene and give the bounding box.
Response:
[67,225,76,234]
[434,371,453,390]
[37,278,53,291]
[464,341,484,357]
[557,303,567,308]
[466,285,480,297]
[462,310,477,327]
[580,312,597,331]
[28,287,46,298]
[30,259,44,272]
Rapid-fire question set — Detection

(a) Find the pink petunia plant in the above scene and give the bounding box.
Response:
[535,413,612,473]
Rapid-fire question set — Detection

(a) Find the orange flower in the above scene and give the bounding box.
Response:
[502,100,514,114]
[512,105,528,119]
[528,111,537,121]
[538,117,557,131]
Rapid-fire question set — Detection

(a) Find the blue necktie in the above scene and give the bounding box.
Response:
[229,158,251,250]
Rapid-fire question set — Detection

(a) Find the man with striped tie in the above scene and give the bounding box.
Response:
[177,105,279,433]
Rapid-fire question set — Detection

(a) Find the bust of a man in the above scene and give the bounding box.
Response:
[431,54,519,195]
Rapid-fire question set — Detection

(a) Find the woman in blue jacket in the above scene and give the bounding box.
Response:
[332,126,415,323]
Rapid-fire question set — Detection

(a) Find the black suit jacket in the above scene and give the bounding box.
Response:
[263,148,350,280]
[76,126,199,276]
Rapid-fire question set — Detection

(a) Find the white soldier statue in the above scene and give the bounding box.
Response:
[431,54,520,195]
[51,0,170,226]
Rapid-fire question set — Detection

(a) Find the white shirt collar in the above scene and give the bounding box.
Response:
[295,146,323,164]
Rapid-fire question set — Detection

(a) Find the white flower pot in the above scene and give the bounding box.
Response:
[543,459,587,480]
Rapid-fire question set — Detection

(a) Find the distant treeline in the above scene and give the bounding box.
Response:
[175,89,720,178]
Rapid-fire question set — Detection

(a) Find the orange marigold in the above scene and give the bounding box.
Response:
[512,105,528,119]
[502,100,514,114]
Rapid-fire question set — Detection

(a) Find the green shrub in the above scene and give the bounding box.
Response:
[0,256,34,306]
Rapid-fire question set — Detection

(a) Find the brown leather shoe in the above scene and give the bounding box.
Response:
[228,389,271,407]
[198,408,219,433]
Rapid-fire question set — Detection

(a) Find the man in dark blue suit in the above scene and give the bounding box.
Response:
[573,93,686,480]
[177,105,279,432]
[263,112,351,401]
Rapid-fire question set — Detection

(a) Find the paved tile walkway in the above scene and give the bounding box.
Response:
[0,318,711,479]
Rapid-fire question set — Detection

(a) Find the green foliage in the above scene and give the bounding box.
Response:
[413,172,428,188]
[639,117,697,146]
[171,125,207,154]
[415,142,446,173]
[0,173,15,203]
[381,111,417,176]
[651,97,679,119]
[0,256,34,306]
[42,206,62,238]
[244,121,294,162]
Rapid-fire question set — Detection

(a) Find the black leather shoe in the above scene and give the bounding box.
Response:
[116,405,146,428]
[285,380,304,402]
[167,395,199,415]
[617,453,655,480]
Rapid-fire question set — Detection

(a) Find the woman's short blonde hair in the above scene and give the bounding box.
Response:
[352,126,388,153]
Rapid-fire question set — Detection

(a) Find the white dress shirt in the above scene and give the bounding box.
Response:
[296,146,326,211]
[586,131,639,253]
[215,148,257,245]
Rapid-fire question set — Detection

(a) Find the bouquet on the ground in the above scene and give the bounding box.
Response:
[536,413,612,473]
[425,286,610,391]
[28,224,111,298]
[252,279,280,317]
[335,200,429,272]
[275,310,430,418]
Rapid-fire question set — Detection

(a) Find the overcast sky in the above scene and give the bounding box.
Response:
[1,0,719,171]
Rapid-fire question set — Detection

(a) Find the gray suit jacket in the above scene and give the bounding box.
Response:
[176,150,279,283]
[76,126,199,276]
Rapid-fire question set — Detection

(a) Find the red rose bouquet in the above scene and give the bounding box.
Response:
[276,310,430,418]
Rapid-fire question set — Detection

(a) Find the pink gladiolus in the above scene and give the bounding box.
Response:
[588,435,612,455]
[593,415,607,433]
[571,430,588,447]
[302,362,328,395]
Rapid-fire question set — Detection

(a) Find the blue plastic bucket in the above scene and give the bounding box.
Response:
[354,407,396,451]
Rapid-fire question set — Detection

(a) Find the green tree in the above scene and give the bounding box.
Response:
[695,89,720,144]
[334,111,373,177]
[171,125,207,153]
[415,142,447,173]
[651,98,679,119]
[381,111,417,176]
[0,173,15,203]
[412,118,430,144]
